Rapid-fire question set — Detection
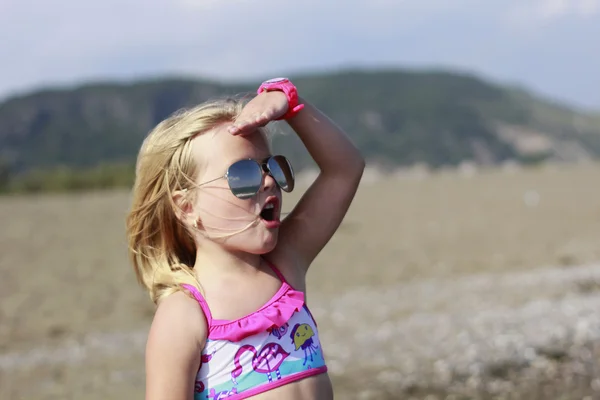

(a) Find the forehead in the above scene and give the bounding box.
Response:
[192,123,271,177]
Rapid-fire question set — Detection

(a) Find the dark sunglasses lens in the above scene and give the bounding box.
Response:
[227,160,262,199]
[267,156,295,192]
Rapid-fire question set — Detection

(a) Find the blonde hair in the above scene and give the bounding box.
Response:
[126,97,257,304]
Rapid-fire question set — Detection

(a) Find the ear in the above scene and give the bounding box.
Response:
[172,189,195,225]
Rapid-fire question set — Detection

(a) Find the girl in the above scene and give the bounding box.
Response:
[126,77,365,399]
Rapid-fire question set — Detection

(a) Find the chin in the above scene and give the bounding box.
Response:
[258,236,279,254]
[218,221,280,254]
[254,232,279,255]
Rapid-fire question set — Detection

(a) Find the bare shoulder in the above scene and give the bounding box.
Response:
[148,290,207,345]
[145,291,207,400]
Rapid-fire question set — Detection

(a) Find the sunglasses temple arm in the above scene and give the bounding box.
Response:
[196,175,226,188]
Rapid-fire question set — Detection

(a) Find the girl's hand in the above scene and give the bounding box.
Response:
[228,91,288,135]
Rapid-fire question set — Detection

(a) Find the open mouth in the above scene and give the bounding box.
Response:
[260,196,280,222]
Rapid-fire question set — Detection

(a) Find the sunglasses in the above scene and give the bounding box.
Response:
[197,155,295,199]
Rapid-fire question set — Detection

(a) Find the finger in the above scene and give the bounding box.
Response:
[234,115,266,133]
[228,120,249,134]
[238,113,260,125]
[229,120,257,135]
[254,112,269,123]
[250,112,271,126]
[229,125,251,135]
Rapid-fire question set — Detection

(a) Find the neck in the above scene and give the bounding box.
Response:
[193,239,263,277]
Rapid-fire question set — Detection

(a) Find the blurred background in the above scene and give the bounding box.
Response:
[1,1,600,399]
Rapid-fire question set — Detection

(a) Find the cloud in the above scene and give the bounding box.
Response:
[507,0,600,26]
[538,0,600,19]
[0,0,598,108]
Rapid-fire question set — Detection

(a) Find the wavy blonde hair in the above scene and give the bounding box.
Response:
[126,97,264,304]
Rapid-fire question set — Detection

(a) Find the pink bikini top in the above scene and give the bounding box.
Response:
[182,262,328,400]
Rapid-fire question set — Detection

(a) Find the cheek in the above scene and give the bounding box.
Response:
[195,191,257,229]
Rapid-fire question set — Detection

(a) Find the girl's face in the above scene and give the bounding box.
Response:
[189,123,283,254]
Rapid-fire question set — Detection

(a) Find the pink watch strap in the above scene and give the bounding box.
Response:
[257,78,305,120]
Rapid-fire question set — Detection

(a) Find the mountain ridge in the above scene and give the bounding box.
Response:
[1,68,599,192]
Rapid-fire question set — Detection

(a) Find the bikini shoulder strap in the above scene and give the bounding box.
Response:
[181,284,213,326]
[264,259,290,285]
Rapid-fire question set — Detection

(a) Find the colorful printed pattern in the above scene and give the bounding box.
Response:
[193,305,327,399]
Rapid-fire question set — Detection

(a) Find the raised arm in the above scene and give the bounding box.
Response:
[229,82,365,274]
[275,97,365,270]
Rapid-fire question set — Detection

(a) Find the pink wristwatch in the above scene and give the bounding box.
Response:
[257,77,305,120]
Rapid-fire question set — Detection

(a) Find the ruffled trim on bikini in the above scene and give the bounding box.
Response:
[208,283,305,342]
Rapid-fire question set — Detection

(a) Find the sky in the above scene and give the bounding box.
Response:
[1,0,599,110]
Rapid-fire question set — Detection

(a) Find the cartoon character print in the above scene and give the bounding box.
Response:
[194,349,216,394]
[194,380,204,394]
[208,387,238,399]
[290,323,319,366]
[269,322,289,340]
[231,343,290,385]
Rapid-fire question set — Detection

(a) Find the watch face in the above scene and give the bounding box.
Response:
[264,77,288,84]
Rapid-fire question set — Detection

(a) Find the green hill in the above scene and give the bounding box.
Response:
[1,69,599,192]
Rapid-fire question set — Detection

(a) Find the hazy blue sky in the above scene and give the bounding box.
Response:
[1,0,599,109]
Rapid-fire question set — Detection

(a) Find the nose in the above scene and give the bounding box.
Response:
[262,170,277,192]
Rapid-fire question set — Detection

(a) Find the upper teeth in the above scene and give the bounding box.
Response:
[265,204,274,210]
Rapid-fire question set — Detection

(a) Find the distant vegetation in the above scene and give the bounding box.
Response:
[1,69,599,194]
[0,162,135,194]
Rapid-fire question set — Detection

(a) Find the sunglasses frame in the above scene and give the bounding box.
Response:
[195,155,295,199]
